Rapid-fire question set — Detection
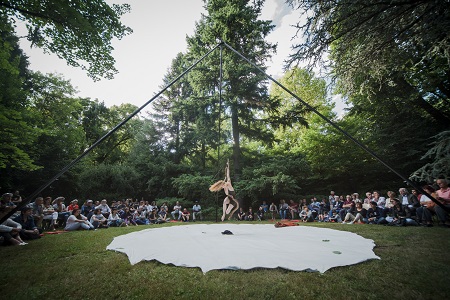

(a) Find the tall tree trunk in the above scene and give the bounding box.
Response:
[231,103,240,181]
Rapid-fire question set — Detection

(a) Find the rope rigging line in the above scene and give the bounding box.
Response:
[219,40,447,212]
[2,40,446,225]
[0,43,222,224]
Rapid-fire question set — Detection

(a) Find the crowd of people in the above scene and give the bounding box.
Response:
[0,195,204,246]
[239,179,450,228]
[1,178,449,246]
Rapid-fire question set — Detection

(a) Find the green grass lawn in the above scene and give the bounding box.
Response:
[1,222,449,300]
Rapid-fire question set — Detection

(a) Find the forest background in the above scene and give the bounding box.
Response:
[1,0,449,213]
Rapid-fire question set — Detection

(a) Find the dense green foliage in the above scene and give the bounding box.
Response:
[0,0,132,80]
[0,0,448,209]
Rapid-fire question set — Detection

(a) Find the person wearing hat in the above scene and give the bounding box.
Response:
[81,200,95,220]
[67,199,79,212]
[13,206,41,240]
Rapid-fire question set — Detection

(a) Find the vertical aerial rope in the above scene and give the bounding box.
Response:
[215,43,224,223]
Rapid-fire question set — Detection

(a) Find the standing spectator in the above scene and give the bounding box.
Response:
[96,199,111,218]
[171,201,182,221]
[434,178,450,227]
[192,201,202,221]
[65,208,94,231]
[269,202,278,220]
[13,207,41,240]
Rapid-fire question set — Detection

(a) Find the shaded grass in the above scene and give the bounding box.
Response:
[1,222,449,300]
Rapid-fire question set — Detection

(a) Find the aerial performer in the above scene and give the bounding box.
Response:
[209,160,239,221]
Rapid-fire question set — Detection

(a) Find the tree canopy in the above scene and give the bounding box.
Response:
[0,0,132,80]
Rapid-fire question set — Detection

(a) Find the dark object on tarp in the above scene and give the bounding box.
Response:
[221,230,233,235]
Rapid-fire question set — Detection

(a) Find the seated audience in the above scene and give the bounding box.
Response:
[67,199,79,212]
[108,208,125,227]
[157,206,169,223]
[90,208,109,229]
[434,178,450,227]
[246,207,254,221]
[120,206,137,226]
[81,200,95,220]
[192,201,202,221]
[269,202,278,220]
[31,197,44,228]
[42,197,59,230]
[256,206,265,221]
[366,201,386,224]
[237,207,246,221]
[0,218,26,245]
[288,200,299,220]
[53,197,70,226]
[13,206,41,240]
[279,200,288,220]
[181,208,190,222]
[96,199,111,218]
[65,208,94,231]
[171,201,182,221]
[342,202,367,224]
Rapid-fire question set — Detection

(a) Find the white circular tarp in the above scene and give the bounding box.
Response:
[106,224,379,273]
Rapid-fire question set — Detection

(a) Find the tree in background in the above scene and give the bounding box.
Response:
[1,0,132,80]
[185,0,277,177]
[0,14,38,179]
[286,0,449,187]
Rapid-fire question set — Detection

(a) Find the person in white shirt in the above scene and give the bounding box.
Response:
[65,208,94,231]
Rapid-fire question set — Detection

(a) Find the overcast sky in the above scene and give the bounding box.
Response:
[17,0,345,114]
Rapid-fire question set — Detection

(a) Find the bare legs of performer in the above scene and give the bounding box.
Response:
[221,195,239,221]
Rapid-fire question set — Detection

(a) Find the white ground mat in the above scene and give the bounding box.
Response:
[106,224,379,273]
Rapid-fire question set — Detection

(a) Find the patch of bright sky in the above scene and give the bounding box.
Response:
[18,0,346,116]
